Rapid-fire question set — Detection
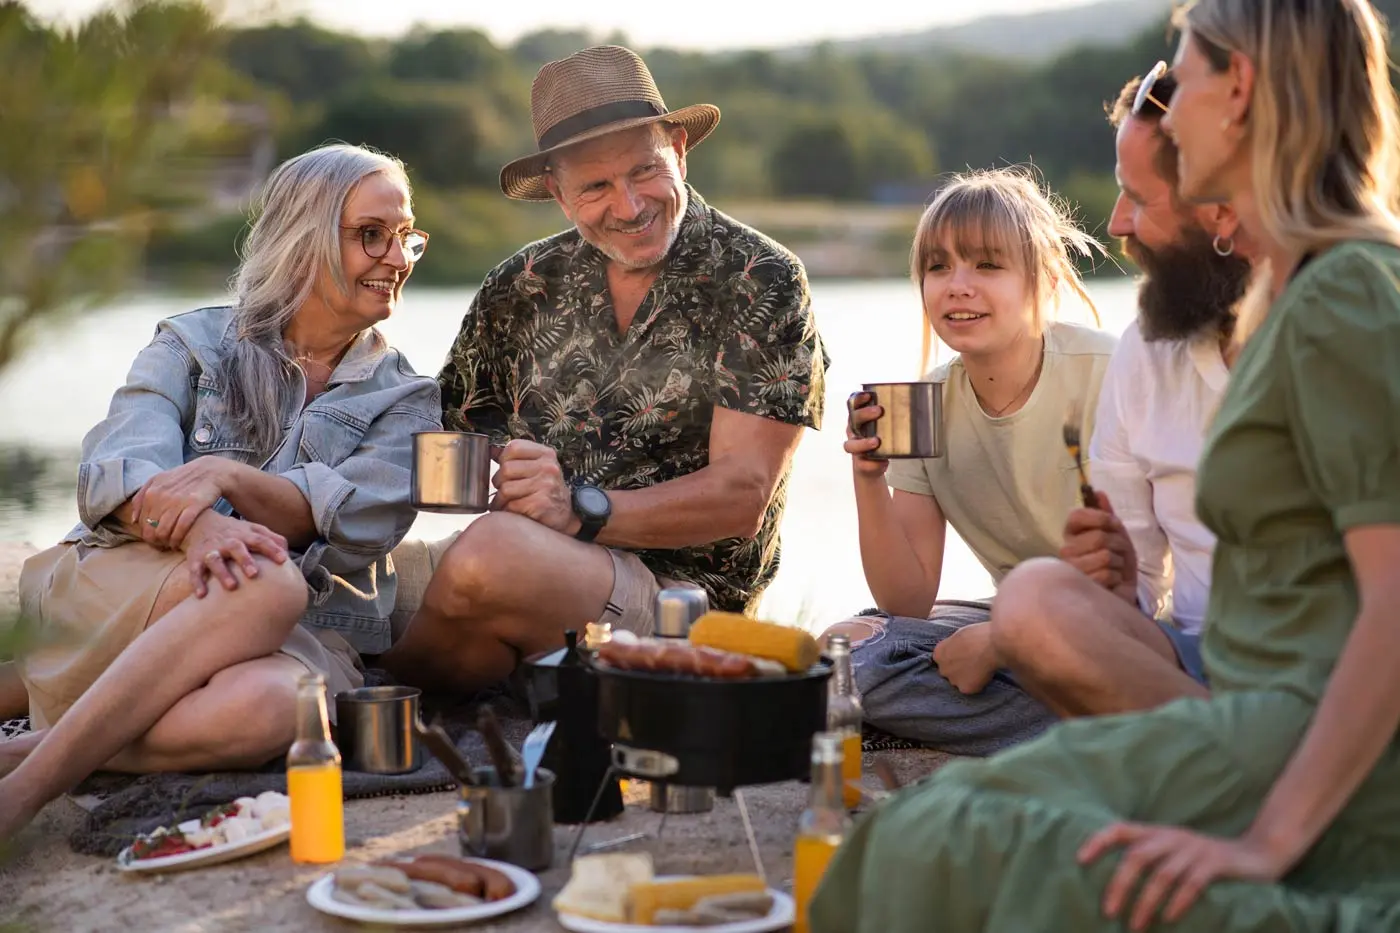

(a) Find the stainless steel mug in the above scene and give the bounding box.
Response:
[457,766,556,871]
[849,381,945,459]
[411,431,492,513]
[649,781,715,815]
[334,686,423,774]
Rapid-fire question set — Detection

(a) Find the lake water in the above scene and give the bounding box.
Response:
[0,277,1142,630]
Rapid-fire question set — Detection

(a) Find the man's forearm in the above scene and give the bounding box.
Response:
[593,462,772,550]
[220,466,317,549]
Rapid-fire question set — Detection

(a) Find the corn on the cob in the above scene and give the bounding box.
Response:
[688,612,820,672]
[628,874,767,924]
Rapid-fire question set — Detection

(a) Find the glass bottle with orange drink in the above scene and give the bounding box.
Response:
[287,672,345,864]
[825,634,864,808]
[792,731,852,933]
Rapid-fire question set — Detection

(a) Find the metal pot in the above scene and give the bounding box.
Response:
[591,658,832,794]
[411,431,492,513]
[850,381,945,459]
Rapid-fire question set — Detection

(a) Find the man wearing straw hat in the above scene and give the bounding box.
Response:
[382,46,828,693]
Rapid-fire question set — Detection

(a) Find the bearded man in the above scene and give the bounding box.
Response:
[988,67,1255,716]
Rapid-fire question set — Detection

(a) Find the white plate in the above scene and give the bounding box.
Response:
[555,881,795,933]
[306,858,541,928]
[116,822,291,873]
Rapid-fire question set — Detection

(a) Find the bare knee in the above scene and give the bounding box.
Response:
[818,617,885,650]
[170,661,298,766]
[425,512,539,619]
[234,557,307,639]
[991,558,1092,667]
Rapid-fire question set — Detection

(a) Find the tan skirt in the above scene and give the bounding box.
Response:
[17,542,363,729]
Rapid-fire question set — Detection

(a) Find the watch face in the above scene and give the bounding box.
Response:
[576,485,610,519]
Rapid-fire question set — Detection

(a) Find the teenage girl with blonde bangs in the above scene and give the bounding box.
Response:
[813,1,1400,929]
[823,167,1119,755]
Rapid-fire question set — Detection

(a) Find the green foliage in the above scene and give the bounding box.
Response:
[0,0,226,367]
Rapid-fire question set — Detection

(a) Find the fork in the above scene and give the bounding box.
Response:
[521,720,557,789]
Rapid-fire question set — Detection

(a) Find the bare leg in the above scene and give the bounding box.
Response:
[0,556,306,837]
[0,656,301,776]
[818,616,889,650]
[990,557,1208,717]
[0,662,28,720]
[380,512,615,694]
[104,655,303,772]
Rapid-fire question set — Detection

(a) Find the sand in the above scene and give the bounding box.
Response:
[0,752,950,932]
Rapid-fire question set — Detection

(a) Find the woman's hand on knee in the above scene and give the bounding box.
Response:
[133,458,232,550]
[180,512,290,598]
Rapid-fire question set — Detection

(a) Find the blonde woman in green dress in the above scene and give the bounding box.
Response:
[810,1,1400,930]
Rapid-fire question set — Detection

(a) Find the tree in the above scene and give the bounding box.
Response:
[309,85,494,189]
[0,0,227,369]
[770,119,862,200]
[223,19,380,103]
[389,27,510,85]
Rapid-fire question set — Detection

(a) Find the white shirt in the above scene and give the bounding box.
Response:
[1088,319,1228,635]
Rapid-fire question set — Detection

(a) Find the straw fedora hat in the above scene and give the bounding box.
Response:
[499,45,721,201]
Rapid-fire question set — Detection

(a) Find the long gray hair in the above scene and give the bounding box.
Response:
[222,143,412,452]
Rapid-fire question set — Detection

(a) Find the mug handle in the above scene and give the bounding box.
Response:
[846,389,877,439]
[457,792,487,857]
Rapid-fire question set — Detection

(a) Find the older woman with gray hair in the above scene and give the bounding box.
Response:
[0,143,440,837]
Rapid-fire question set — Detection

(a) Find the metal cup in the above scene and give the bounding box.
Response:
[848,381,945,459]
[411,431,492,513]
[334,686,423,774]
[649,782,715,814]
[457,766,556,871]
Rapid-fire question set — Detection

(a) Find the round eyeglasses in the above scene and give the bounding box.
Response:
[1132,61,1172,117]
[341,224,429,262]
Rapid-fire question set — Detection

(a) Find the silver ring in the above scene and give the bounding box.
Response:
[204,551,222,563]
[146,518,160,528]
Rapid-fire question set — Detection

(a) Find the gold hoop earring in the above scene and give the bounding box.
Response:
[1213,234,1235,257]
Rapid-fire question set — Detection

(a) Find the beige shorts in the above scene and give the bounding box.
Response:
[16,542,363,729]
[388,532,699,641]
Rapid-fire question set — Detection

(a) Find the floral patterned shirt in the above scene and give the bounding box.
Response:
[438,187,828,613]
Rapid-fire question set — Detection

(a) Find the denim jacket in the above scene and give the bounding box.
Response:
[67,305,442,654]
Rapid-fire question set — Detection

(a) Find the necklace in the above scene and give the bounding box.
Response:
[972,338,1045,418]
[295,354,335,379]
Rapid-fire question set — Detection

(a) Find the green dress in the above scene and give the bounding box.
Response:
[810,241,1400,932]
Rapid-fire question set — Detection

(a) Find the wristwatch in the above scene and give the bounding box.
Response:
[571,482,612,543]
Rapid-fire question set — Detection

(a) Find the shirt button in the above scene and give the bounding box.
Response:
[194,425,213,444]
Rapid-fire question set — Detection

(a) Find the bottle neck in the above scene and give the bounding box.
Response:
[830,649,854,696]
[294,685,332,745]
[808,756,844,811]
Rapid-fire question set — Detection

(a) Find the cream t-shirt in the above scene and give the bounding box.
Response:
[886,320,1119,585]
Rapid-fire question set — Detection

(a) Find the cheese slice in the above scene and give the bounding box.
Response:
[552,853,655,923]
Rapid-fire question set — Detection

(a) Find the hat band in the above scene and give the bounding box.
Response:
[537,99,667,151]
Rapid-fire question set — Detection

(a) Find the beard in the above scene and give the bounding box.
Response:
[1123,227,1252,342]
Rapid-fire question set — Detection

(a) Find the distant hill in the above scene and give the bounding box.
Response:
[789,0,1172,61]
[784,0,1400,62]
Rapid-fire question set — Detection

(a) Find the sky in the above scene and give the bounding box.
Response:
[24,0,1101,49]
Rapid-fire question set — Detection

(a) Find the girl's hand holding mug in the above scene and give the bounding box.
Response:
[845,391,888,477]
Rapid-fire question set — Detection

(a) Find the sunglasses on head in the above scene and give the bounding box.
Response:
[1132,61,1172,117]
